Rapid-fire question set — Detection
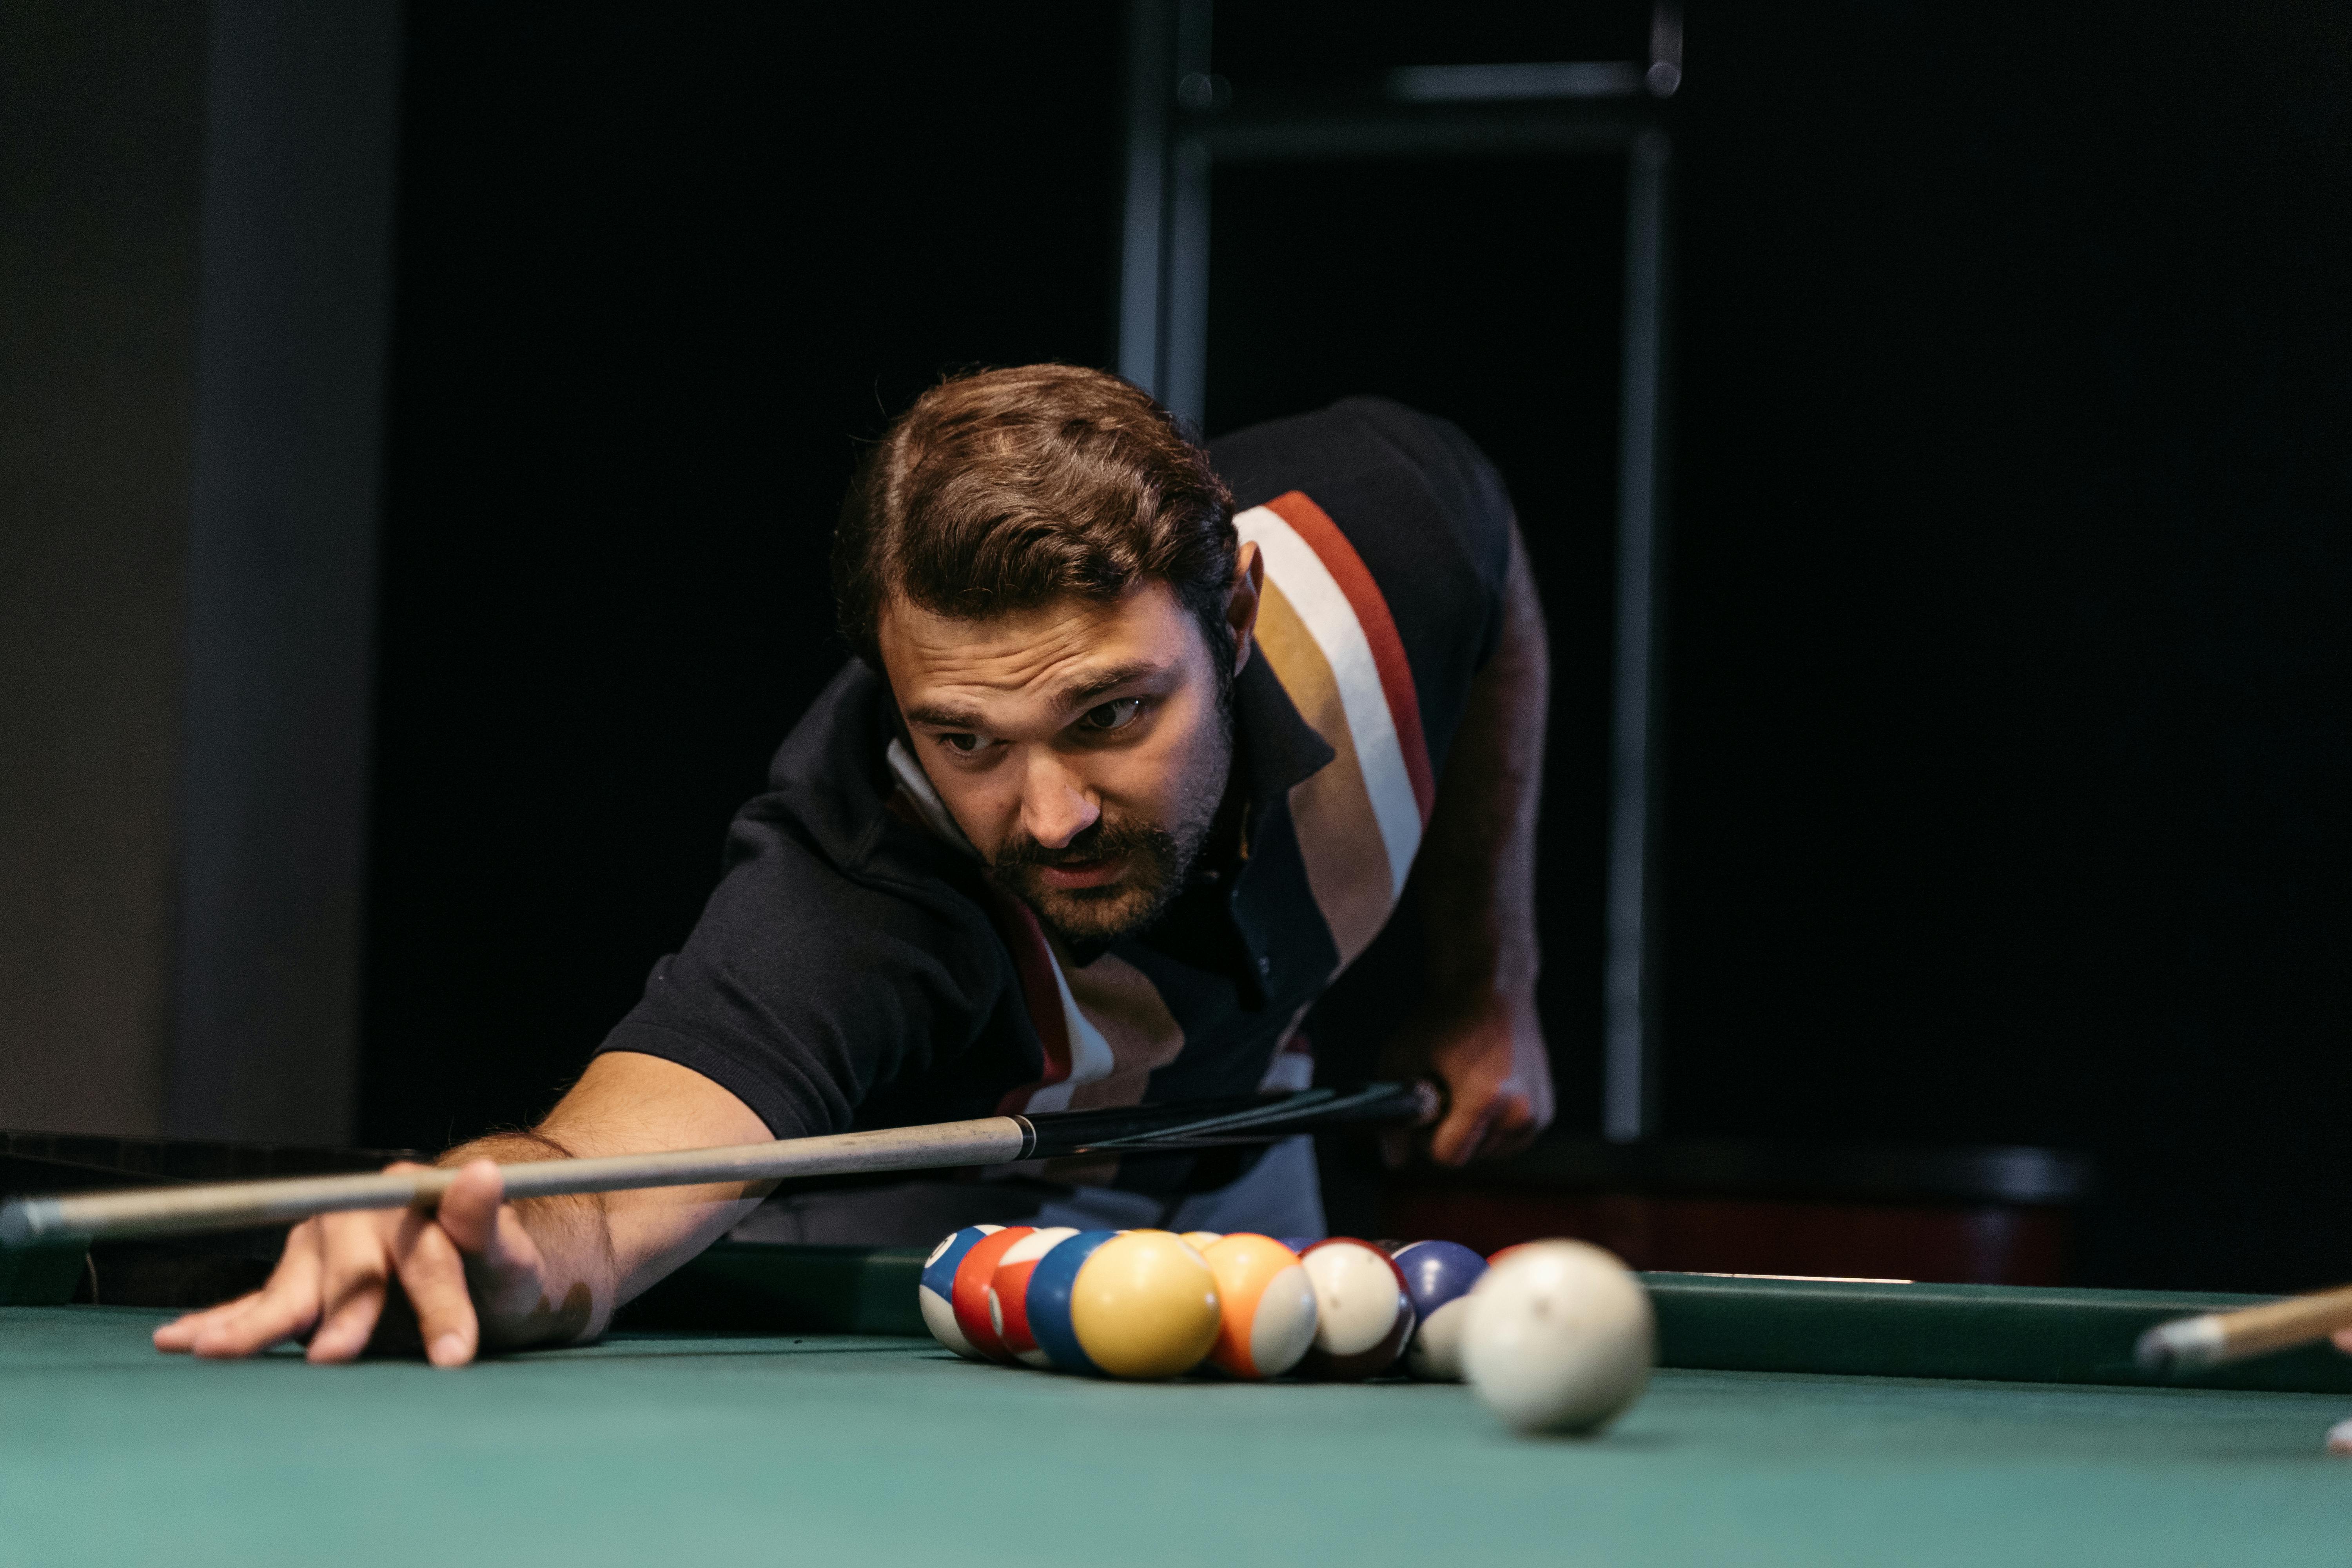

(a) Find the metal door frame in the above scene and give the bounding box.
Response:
[1118,2,1681,1141]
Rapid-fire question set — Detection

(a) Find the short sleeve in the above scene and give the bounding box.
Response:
[594,801,1018,1138]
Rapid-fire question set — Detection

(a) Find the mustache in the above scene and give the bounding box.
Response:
[991,815,1174,870]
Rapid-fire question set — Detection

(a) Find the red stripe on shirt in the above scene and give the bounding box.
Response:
[1262,490,1437,823]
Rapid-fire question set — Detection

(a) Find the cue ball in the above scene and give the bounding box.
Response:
[1389,1240,1488,1381]
[1297,1238,1415,1379]
[919,1225,1004,1360]
[1463,1240,1653,1434]
[1201,1233,1318,1379]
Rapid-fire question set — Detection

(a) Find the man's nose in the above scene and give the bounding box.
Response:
[1018,755,1100,850]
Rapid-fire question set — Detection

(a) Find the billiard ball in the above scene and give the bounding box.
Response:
[919,1225,1003,1360]
[1070,1230,1222,1379]
[1180,1231,1224,1251]
[1463,1239,1653,1434]
[1296,1238,1415,1379]
[948,1225,1036,1365]
[986,1226,1078,1368]
[1389,1239,1487,1381]
[1201,1233,1318,1379]
[1023,1229,1121,1375]
[1027,1229,1221,1379]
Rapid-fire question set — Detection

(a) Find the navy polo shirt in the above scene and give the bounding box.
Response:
[593,397,1514,1199]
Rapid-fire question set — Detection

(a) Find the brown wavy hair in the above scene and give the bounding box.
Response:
[833,365,1238,671]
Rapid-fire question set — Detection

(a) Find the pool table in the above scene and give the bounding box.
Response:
[5,1246,2351,1566]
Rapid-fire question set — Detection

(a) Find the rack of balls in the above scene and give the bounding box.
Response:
[917,1228,1654,1434]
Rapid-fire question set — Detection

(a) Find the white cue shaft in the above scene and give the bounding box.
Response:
[0,1117,1029,1247]
[2135,1281,2352,1370]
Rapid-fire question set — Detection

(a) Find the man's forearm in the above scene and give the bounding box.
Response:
[1414,521,1548,1008]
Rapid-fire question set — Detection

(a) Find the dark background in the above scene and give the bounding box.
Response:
[361,4,2352,1293]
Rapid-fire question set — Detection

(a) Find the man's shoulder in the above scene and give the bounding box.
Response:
[1212,397,1515,792]
[1209,396,1510,541]
[1211,396,1512,642]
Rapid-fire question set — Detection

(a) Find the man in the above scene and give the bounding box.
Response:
[156,365,1553,1367]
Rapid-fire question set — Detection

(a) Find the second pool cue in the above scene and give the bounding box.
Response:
[2135,1281,2352,1370]
[0,1080,1437,1249]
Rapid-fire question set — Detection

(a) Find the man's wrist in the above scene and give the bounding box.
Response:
[1421,971,1538,1025]
[435,1129,573,1169]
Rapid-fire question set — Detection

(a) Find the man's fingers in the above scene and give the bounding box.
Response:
[153,1289,264,1352]
[304,1212,398,1363]
[1481,1117,1541,1161]
[2333,1328,2352,1356]
[306,1277,387,1363]
[176,1223,330,1358]
[149,1158,521,1367]
[1429,1097,1499,1168]
[394,1220,481,1368]
[1427,1081,1543,1166]
[435,1159,507,1256]
[435,1158,557,1354]
[190,1290,320,1359]
[1478,1094,1540,1161]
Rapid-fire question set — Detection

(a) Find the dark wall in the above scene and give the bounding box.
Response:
[362,7,1123,1150]
[3,1,399,1144]
[1657,7,2351,1290]
[0,1,207,1134]
[365,5,2351,1290]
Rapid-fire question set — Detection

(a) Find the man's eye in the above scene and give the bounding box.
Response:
[1079,698,1144,733]
[939,733,982,754]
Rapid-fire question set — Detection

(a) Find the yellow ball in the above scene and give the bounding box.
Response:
[1067,1229,1222,1379]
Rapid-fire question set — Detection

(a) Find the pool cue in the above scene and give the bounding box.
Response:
[2134,1282,2352,1371]
[0,1080,1440,1249]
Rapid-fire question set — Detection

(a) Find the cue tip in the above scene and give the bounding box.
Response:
[0,1196,50,1250]
[2135,1315,2224,1372]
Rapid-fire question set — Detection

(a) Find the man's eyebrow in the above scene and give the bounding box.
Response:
[901,662,1171,732]
[1047,659,1172,711]
[903,700,985,730]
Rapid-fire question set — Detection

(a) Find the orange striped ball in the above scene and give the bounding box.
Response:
[1202,1233,1319,1379]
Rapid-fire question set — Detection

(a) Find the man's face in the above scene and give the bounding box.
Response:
[878,559,1259,948]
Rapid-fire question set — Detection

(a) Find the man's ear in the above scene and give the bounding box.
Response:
[1225,541,1265,675]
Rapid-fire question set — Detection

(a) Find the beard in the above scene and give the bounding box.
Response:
[988,691,1233,951]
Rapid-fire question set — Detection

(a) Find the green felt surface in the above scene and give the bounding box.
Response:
[5,1308,2352,1565]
